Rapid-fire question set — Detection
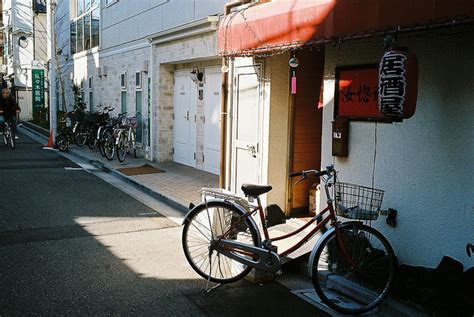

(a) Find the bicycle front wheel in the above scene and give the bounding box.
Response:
[116,134,127,162]
[182,201,259,284]
[8,126,15,149]
[104,134,115,161]
[311,223,396,315]
[74,124,88,147]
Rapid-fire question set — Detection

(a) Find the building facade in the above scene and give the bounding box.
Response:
[55,0,227,172]
[2,0,48,120]
[218,0,474,269]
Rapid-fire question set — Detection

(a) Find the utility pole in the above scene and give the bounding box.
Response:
[46,0,56,145]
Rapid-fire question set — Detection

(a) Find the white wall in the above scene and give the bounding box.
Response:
[100,0,227,52]
[321,29,474,268]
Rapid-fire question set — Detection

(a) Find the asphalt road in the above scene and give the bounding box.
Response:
[0,130,327,316]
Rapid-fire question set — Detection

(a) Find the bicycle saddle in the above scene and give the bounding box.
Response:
[241,184,272,197]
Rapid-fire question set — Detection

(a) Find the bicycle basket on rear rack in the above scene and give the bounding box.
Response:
[334,182,384,220]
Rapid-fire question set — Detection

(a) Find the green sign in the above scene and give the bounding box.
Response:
[32,69,45,110]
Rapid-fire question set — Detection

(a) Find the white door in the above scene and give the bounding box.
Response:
[203,67,221,175]
[231,64,262,194]
[173,71,197,167]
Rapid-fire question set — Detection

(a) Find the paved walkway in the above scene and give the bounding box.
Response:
[20,123,218,213]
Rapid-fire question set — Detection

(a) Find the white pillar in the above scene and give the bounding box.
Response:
[47,0,56,144]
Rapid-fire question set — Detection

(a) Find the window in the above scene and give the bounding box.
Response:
[121,73,126,89]
[121,91,127,114]
[135,91,143,143]
[105,0,118,7]
[70,0,100,54]
[70,21,76,54]
[135,72,141,89]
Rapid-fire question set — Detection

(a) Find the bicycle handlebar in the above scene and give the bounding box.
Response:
[289,165,335,178]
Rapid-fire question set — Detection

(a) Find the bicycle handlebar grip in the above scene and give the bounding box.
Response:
[315,170,329,177]
[289,171,304,177]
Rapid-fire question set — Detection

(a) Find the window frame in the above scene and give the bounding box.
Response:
[71,0,100,55]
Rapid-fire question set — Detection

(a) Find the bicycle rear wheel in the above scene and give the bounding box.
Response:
[182,201,259,284]
[311,223,396,315]
[56,133,69,152]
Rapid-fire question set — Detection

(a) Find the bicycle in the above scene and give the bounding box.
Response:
[2,120,15,149]
[182,165,396,315]
[56,113,76,152]
[115,114,137,162]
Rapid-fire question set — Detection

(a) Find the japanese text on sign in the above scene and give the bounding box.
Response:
[378,52,407,117]
[32,69,45,109]
[336,66,384,120]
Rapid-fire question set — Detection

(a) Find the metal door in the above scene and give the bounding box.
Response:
[173,71,196,167]
[231,64,261,194]
[203,67,221,175]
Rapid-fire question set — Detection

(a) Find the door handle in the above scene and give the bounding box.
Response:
[247,145,257,158]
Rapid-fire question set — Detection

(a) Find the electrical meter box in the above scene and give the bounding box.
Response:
[332,119,349,157]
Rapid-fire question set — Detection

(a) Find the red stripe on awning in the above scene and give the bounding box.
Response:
[218,0,337,56]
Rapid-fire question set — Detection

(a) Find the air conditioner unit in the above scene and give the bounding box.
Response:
[141,60,148,73]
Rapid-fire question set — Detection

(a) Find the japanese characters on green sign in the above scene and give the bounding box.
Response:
[32,69,45,110]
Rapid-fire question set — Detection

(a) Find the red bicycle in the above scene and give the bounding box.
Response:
[182,165,396,315]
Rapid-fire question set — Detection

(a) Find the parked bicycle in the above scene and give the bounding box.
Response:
[2,120,15,149]
[56,113,75,152]
[182,165,396,315]
[115,113,137,162]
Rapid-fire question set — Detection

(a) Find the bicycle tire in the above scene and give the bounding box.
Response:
[3,127,8,145]
[311,223,396,315]
[74,124,87,147]
[87,128,98,150]
[182,201,259,284]
[116,134,127,162]
[9,130,15,149]
[98,128,111,157]
[104,133,115,161]
[56,133,69,152]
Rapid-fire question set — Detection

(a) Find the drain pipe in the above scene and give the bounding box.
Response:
[219,0,252,188]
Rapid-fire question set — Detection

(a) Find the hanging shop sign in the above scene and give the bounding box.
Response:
[334,64,386,121]
[378,49,418,120]
[32,69,45,110]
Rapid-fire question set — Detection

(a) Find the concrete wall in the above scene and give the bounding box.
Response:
[321,29,474,268]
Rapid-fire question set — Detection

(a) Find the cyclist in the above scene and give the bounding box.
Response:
[0,88,21,138]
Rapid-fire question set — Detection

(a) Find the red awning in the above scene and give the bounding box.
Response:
[218,0,336,56]
[218,0,474,56]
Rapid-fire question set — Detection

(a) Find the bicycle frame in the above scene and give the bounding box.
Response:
[236,184,337,258]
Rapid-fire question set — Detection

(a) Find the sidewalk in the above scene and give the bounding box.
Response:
[21,122,218,213]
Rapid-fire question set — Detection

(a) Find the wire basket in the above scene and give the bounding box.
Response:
[334,182,384,220]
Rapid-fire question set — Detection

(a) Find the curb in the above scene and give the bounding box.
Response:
[20,123,189,214]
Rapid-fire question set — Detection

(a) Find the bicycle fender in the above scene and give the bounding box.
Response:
[182,199,262,246]
[307,221,362,278]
